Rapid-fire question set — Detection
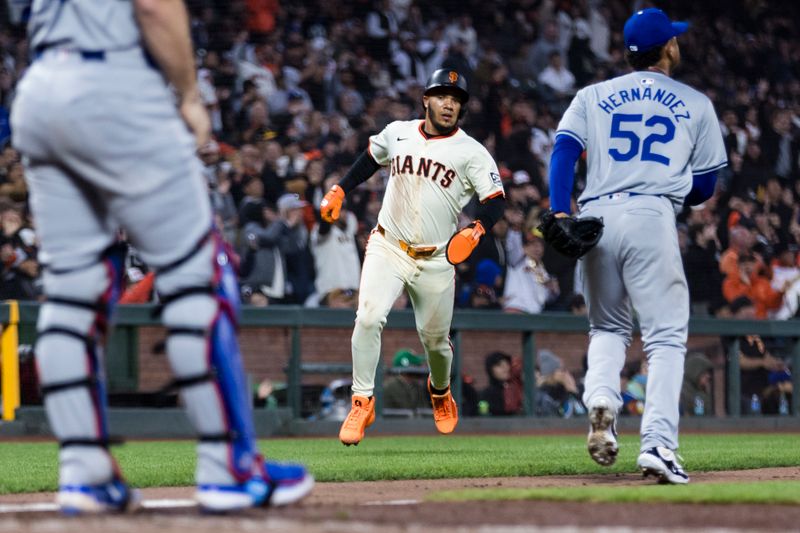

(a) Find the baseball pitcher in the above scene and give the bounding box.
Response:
[320,69,506,445]
[545,9,726,484]
[10,0,311,513]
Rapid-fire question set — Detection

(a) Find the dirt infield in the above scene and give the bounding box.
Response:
[2,467,799,532]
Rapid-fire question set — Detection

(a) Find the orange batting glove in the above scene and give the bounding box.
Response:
[320,185,345,223]
[446,221,485,265]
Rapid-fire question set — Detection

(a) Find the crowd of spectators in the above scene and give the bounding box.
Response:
[0,0,799,321]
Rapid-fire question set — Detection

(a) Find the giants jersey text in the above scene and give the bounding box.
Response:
[368,120,503,246]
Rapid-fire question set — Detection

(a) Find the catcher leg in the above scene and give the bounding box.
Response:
[24,162,138,513]
[152,234,262,487]
[37,252,126,484]
[115,166,310,508]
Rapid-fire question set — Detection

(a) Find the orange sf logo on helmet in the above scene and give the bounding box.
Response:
[448,71,458,83]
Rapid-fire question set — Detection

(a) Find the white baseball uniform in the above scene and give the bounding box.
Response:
[351,119,504,397]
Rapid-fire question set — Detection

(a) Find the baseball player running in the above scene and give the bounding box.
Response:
[10,0,312,513]
[320,69,506,445]
[545,9,726,484]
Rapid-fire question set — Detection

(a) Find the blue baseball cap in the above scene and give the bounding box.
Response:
[624,8,688,53]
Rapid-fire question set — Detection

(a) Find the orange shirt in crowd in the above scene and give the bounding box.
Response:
[247,0,279,33]
[720,249,769,279]
[719,249,739,278]
[722,272,782,319]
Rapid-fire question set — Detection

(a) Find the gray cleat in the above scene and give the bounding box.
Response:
[587,397,619,467]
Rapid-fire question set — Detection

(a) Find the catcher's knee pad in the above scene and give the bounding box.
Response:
[155,233,257,483]
[36,244,126,476]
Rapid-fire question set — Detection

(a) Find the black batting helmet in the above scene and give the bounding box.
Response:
[424,69,469,103]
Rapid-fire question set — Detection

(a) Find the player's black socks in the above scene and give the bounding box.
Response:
[430,385,450,395]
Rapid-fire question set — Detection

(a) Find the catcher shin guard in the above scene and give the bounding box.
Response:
[156,233,258,486]
[36,244,127,486]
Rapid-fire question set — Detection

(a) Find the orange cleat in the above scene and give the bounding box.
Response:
[339,395,375,446]
[428,377,458,434]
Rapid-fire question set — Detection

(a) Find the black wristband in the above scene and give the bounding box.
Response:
[339,150,381,194]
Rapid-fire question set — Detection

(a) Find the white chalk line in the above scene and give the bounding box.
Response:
[0,498,197,514]
[363,499,421,506]
[0,497,421,514]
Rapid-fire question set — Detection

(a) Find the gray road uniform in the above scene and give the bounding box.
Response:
[12,0,260,489]
[556,71,726,451]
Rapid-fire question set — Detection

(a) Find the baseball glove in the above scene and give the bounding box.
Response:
[537,210,604,259]
[446,220,485,265]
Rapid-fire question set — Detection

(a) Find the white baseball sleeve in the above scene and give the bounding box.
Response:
[555,88,588,149]
[367,123,393,166]
[466,146,504,202]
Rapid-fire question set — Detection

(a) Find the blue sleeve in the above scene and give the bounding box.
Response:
[684,170,718,206]
[548,134,583,214]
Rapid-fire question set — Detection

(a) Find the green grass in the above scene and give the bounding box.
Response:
[1,433,798,494]
[430,481,800,505]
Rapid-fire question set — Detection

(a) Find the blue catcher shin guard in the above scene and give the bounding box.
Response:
[156,234,258,486]
[187,237,313,511]
[208,239,259,479]
[203,240,314,510]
